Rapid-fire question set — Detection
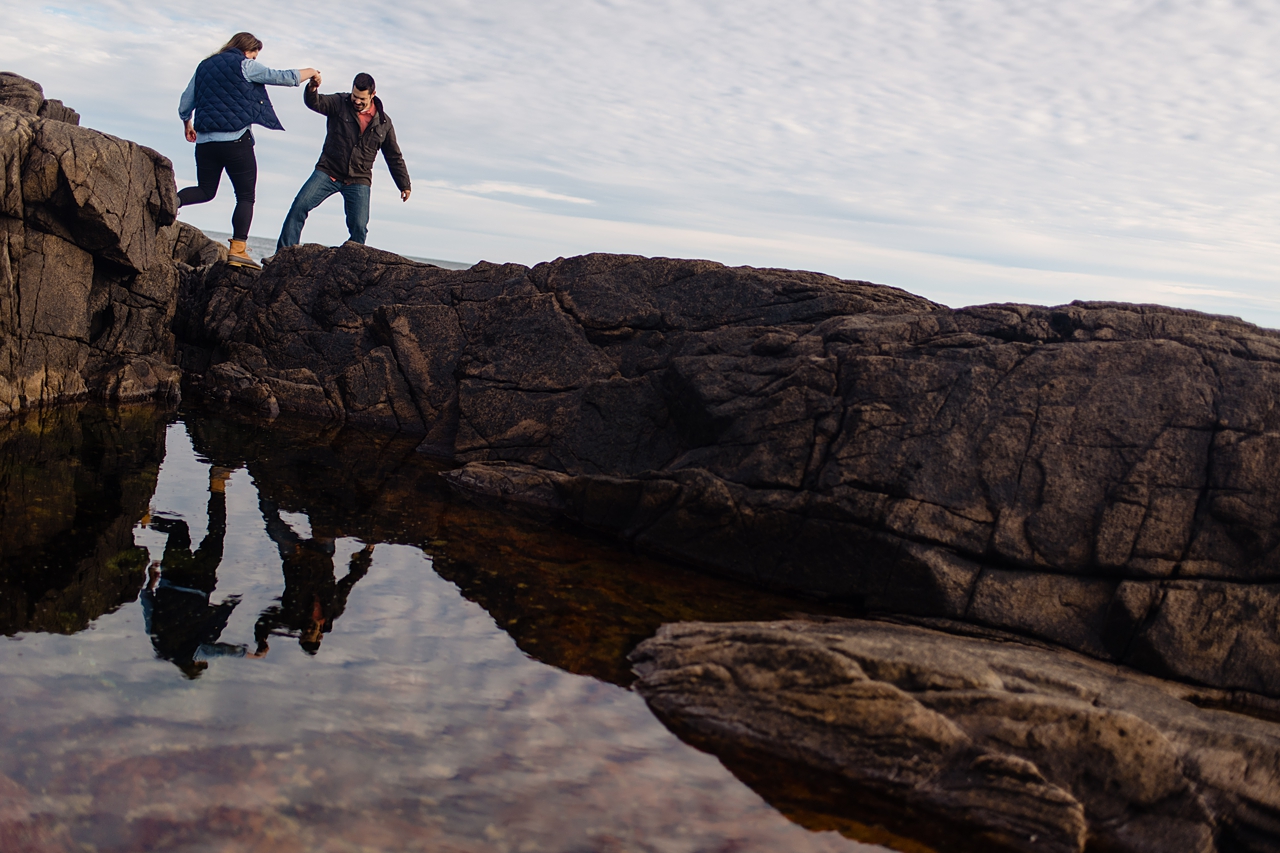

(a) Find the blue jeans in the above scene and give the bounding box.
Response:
[277,170,371,251]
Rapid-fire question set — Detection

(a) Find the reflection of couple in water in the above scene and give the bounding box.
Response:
[141,466,371,677]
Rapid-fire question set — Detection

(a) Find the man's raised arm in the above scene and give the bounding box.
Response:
[302,73,339,115]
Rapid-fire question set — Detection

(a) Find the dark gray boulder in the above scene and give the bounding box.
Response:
[0,72,210,415]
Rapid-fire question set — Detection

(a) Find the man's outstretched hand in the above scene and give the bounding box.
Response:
[307,70,322,90]
[401,189,411,202]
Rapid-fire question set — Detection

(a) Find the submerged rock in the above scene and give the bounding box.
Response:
[631,617,1280,853]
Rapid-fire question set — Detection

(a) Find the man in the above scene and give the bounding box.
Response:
[277,72,411,251]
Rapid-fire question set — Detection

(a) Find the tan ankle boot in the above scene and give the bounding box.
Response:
[227,238,262,270]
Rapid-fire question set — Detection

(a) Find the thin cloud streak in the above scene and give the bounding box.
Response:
[447,182,595,205]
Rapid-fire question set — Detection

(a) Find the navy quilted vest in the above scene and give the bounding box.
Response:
[192,49,284,134]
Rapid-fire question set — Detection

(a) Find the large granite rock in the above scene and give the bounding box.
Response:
[178,242,1280,700]
[631,617,1280,853]
[0,72,216,415]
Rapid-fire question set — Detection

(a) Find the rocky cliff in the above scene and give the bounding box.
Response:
[0,72,220,414]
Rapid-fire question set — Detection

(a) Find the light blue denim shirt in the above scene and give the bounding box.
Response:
[178,59,302,143]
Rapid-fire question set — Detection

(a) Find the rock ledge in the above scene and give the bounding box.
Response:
[632,617,1280,853]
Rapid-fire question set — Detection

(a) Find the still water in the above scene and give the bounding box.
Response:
[0,405,909,853]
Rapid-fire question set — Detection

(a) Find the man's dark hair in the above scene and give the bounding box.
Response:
[353,72,376,93]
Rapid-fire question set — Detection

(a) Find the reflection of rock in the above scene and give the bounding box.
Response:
[180,243,1280,699]
[632,618,1280,853]
[0,404,166,634]
[184,409,839,684]
[184,412,446,540]
[0,73,219,415]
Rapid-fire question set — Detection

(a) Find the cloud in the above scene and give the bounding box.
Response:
[449,181,595,205]
[5,0,1280,327]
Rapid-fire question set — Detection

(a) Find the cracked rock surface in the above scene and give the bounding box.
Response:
[631,617,1280,853]
[179,241,1280,700]
[0,72,213,414]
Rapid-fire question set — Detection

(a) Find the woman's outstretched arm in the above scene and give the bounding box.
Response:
[242,59,319,87]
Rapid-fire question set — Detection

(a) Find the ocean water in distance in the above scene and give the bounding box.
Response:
[201,228,472,269]
[0,405,900,853]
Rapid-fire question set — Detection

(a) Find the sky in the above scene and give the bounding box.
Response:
[6,0,1280,326]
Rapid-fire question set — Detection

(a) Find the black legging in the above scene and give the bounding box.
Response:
[177,131,257,240]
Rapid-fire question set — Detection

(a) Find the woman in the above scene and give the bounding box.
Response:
[177,32,318,269]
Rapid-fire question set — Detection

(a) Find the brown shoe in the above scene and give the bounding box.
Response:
[227,238,262,270]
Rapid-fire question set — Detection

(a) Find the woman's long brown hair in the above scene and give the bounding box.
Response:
[218,32,263,55]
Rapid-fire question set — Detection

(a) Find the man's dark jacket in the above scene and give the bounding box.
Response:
[303,87,410,190]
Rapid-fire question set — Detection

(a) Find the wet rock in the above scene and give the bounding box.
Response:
[0,73,197,415]
[631,617,1280,853]
[177,241,1280,699]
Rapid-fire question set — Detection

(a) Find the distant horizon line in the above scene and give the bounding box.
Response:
[198,227,472,270]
